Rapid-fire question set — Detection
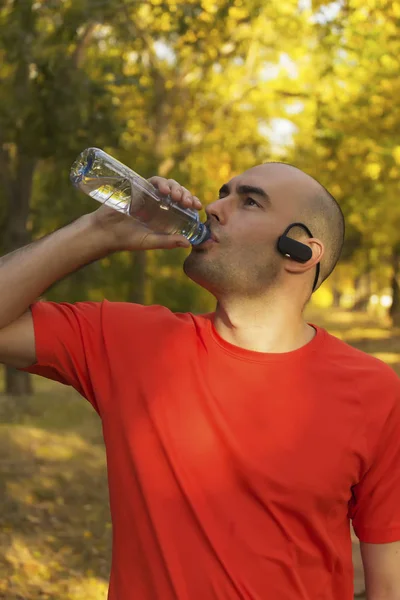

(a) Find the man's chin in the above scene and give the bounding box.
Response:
[182,252,202,282]
[183,253,216,292]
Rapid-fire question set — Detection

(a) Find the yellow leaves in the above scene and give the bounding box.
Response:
[65,574,109,599]
[206,47,218,60]
[228,5,249,19]
[312,286,333,309]
[316,146,330,159]
[201,0,218,12]
[218,163,231,181]
[393,147,400,165]
[383,115,397,130]
[370,94,382,105]
[158,266,174,278]
[380,79,394,92]
[181,30,198,44]
[6,536,52,582]
[380,54,398,71]
[348,7,369,22]
[0,389,111,600]
[331,184,343,197]
[370,104,384,117]
[137,2,152,24]
[139,75,152,87]
[198,11,213,23]
[36,444,75,461]
[158,12,173,32]
[391,1,400,17]
[364,162,381,180]
[168,0,178,12]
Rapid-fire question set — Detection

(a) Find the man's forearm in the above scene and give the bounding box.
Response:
[0,214,113,329]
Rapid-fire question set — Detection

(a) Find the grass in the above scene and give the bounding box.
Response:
[1,307,399,599]
[0,386,110,599]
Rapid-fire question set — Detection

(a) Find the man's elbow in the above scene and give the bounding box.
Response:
[366,588,400,600]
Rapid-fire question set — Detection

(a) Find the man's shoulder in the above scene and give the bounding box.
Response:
[319,324,399,389]
[102,300,212,330]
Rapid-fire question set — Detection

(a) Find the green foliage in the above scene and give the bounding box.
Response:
[1,0,313,308]
[286,0,400,289]
[1,0,400,309]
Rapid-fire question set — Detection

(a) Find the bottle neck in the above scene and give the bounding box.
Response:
[192,222,211,245]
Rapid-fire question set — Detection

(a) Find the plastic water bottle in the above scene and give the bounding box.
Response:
[70,148,210,245]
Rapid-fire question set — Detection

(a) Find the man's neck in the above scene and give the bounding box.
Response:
[213,296,315,354]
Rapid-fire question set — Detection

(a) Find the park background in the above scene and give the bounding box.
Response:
[1,0,400,597]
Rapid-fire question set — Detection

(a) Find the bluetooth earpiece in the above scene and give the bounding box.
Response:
[277,223,320,291]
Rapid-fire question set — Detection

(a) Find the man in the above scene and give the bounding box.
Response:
[0,162,399,599]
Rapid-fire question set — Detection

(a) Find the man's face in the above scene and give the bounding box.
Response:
[183,164,305,298]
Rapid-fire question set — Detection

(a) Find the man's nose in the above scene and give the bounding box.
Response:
[205,197,229,225]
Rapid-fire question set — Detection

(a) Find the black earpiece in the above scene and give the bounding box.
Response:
[277,236,312,263]
[277,222,320,291]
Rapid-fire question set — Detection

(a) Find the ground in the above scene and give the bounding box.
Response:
[1,307,399,599]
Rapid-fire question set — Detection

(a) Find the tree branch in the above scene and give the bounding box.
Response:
[71,22,99,69]
[0,141,13,199]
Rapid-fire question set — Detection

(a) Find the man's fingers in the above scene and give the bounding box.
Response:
[147,177,202,210]
[170,184,202,210]
[143,233,191,250]
[167,179,185,201]
[148,176,171,195]
[193,196,202,209]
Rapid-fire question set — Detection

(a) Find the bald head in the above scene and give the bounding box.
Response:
[246,162,345,290]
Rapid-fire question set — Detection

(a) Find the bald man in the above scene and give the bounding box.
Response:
[1,163,400,600]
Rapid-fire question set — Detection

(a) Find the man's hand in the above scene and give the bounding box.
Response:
[91,177,203,253]
[0,175,203,367]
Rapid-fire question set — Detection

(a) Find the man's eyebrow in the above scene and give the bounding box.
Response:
[218,184,230,196]
[237,185,270,202]
[218,183,271,203]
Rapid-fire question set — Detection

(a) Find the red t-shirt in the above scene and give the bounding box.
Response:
[22,300,400,600]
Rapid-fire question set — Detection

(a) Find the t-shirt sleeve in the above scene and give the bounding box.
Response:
[349,374,400,543]
[19,300,106,414]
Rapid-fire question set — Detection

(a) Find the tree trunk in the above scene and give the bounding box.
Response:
[130,251,147,304]
[5,366,32,396]
[332,286,341,308]
[390,251,400,326]
[3,154,36,396]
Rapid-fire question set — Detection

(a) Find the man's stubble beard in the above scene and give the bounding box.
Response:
[183,244,282,297]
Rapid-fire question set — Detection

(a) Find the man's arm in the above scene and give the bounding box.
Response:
[0,180,198,369]
[361,541,400,600]
[0,213,115,368]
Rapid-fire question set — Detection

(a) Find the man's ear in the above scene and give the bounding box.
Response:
[283,238,324,276]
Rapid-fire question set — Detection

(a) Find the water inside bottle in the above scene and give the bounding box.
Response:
[130,191,202,242]
[73,172,204,242]
[74,174,133,215]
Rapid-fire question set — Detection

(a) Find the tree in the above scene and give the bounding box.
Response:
[25,0,315,317]
[6,0,381,396]
[0,0,123,394]
[283,0,400,307]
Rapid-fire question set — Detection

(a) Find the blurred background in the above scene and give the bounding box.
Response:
[1,0,399,597]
